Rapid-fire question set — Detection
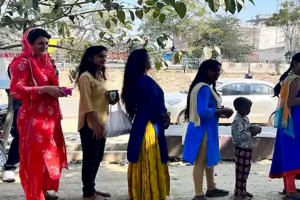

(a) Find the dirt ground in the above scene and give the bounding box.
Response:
[0,161,293,200]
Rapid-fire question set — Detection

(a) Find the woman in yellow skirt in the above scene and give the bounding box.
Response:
[121,49,171,200]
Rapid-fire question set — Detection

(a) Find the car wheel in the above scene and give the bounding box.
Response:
[268,112,275,127]
[177,110,188,125]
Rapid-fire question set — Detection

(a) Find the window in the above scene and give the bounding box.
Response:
[221,84,246,96]
[250,84,273,95]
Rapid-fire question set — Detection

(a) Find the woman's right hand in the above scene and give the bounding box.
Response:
[93,121,104,140]
[41,86,65,98]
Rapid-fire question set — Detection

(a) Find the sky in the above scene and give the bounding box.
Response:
[232,0,278,23]
[126,0,278,35]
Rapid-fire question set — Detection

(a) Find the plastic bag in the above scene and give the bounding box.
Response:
[104,102,132,138]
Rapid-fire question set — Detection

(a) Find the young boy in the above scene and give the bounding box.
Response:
[231,97,261,200]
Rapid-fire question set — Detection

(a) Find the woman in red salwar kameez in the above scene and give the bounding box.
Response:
[9,28,68,200]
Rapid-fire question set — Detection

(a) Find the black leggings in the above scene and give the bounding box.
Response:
[79,122,106,198]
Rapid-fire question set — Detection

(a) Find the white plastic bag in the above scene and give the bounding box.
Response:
[104,102,132,138]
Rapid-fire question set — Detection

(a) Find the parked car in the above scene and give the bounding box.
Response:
[165,78,277,125]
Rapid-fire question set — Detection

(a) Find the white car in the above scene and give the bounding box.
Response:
[165,78,278,125]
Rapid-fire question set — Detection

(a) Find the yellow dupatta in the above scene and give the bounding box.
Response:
[274,72,300,138]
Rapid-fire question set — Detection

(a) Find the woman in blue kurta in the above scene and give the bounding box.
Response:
[121,49,171,200]
[183,60,234,200]
[270,53,300,200]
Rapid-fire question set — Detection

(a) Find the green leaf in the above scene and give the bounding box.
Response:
[156,2,164,9]
[32,0,39,10]
[145,0,154,6]
[17,6,23,16]
[214,46,221,55]
[155,60,162,71]
[105,21,111,29]
[129,10,135,21]
[248,0,255,6]
[163,0,175,7]
[58,25,65,36]
[225,0,236,14]
[135,10,144,20]
[159,13,166,23]
[69,16,75,23]
[175,2,187,19]
[153,9,160,19]
[111,3,120,9]
[237,0,245,12]
[138,0,143,5]
[98,11,103,18]
[99,31,106,38]
[117,10,126,23]
[65,25,70,37]
[144,7,151,13]
[205,0,220,12]
[112,18,118,25]
[203,46,213,59]
[156,36,167,48]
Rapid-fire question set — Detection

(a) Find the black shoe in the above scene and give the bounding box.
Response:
[192,195,207,200]
[205,189,229,198]
[280,189,300,195]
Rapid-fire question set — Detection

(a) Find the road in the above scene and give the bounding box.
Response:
[59,99,79,119]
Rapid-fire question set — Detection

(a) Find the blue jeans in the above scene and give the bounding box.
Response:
[4,109,19,171]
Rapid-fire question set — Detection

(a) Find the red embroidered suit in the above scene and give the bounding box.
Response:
[9,28,68,200]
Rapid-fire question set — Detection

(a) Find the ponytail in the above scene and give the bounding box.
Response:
[273,64,293,97]
[275,52,300,97]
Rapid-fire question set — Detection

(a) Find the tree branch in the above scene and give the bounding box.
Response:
[0,44,82,52]
[35,7,139,28]
[40,0,93,7]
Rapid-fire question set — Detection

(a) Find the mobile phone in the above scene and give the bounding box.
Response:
[61,88,73,96]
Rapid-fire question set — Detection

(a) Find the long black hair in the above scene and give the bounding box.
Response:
[121,49,149,120]
[76,46,107,84]
[274,52,300,97]
[185,59,221,121]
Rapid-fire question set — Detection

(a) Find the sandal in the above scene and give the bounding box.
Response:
[95,191,111,198]
[192,195,207,200]
[83,195,107,200]
[205,189,229,197]
[44,193,58,200]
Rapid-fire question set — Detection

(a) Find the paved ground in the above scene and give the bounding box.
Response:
[0,161,292,200]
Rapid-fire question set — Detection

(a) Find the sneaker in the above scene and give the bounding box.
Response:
[2,170,16,182]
